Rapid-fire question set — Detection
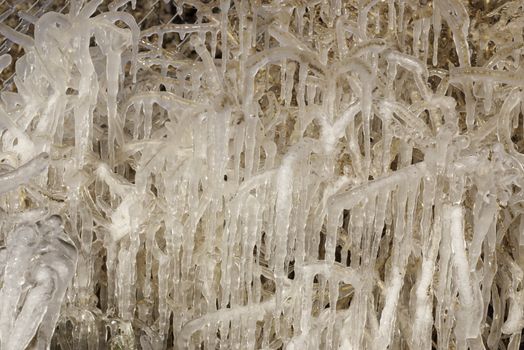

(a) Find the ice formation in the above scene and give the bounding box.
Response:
[0,0,524,349]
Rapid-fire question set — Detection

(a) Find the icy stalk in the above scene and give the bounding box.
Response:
[0,0,524,349]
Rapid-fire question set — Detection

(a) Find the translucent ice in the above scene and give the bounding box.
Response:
[0,0,523,349]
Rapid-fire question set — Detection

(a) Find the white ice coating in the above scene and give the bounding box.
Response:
[0,0,524,349]
[0,215,77,350]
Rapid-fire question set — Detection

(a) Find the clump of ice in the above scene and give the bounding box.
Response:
[0,0,524,349]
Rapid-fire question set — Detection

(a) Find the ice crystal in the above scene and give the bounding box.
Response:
[0,0,524,349]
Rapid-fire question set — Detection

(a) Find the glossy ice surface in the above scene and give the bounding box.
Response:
[0,0,524,349]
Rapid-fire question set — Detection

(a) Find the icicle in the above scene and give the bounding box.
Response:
[470,195,496,267]
[190,35,222,91]
[335,25,348,58]
[141,102,152,139]
[280,59,287,103]
[273,150,298,309]
[432,8,441,66]
[387,0,396,33]
[284,62,296,107]
[106,50,121,164]
[244,115,257,180]
[411,180,440,348]
[399,0,405,44]
[379,111,393,174]
[358,0,380,39]
[421,17,431,64]
[210,30,218,60]
[98,11,139,82]
[446,204,480,344]
[413,19,422,58]
[219,0,230,76]
[296,63,308,132]
[0,54,11,74]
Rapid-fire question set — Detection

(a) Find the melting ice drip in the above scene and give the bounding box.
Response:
[0,0,524,349]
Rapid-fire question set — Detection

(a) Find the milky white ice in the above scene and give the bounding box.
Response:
[0,0,523,349]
